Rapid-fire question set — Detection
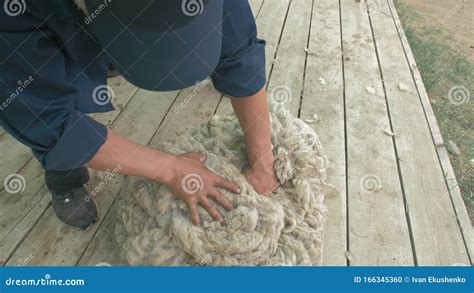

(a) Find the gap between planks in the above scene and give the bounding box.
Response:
[386,0,473,264]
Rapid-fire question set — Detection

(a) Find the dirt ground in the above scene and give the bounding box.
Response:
[395,0,473,221]
[401,0,473,62]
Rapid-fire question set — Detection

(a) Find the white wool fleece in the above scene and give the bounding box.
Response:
[114,106,334,266]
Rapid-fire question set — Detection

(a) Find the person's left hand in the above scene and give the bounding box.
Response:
[244,164,279,196]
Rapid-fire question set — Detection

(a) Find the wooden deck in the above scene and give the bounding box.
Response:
[1,0,472,266]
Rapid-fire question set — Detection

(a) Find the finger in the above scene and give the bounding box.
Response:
[199,198,224,223]
[214,176,241,194]
[185,200,201,226]
[208,190,234,211]
[183,152,207,162]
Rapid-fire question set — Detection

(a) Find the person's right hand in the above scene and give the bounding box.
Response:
[165,152,241,226]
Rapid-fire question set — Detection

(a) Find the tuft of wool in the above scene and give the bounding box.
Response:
[73,0,89,15]
[115,107,331,266]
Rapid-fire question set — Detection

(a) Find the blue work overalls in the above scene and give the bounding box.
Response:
[0,0,266,171]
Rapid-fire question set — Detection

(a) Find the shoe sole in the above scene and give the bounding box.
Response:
[76,196,101,231]
[52,196,101,231]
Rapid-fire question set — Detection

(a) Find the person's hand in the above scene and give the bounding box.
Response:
[244,163,279,196]
[165,152,240,226]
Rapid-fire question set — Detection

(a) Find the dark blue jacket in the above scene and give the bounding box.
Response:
[0,0,266,170]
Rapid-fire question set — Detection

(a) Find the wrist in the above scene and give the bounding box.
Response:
[148,151,178,184]
[249,152,275,173]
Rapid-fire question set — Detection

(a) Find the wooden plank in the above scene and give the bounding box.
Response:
[248,0,264,16]
[150,83,222,147]
[266,0,312,116]
[0,182,50,265]
[341,0,413,265]
[386,0,473,264]
[216,0,292,115]
[370,0,470,266]
[91,76,140,125]
[436,147,474,264]
[79,82,222,265]
[257,0,291,80]
[218,0,345,265]
[385,1,444,147]
[4,82,167,266]
[300,0,346,266]
[0,163,48,265]
[77,200,128,266]
[0,136,32,190]
[0,76,138,265]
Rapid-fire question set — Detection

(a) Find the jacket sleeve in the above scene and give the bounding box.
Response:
[0,17,108,171]
[0,72,108,171]
[211,0,266,98]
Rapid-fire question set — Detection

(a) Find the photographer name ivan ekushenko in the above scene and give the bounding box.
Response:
[355,275,468,284]
[411,276,467,284]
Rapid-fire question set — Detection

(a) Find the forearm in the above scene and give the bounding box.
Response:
[87,128,175,183]
[231,87,274,171]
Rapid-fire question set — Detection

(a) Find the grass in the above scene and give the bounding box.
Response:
[394,0,473,222]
